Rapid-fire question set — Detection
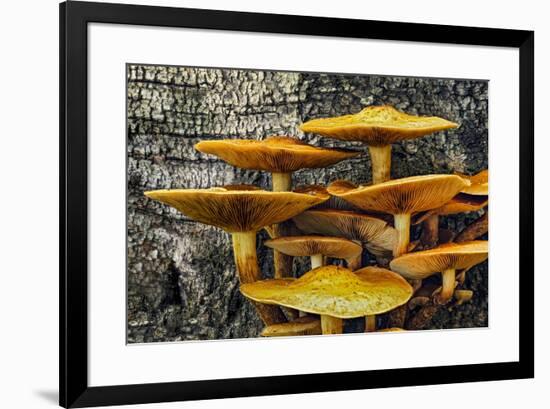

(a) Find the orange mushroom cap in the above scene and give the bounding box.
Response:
[195,136,360,173]
[389,241,489,280]
[264,235,362,260]
[327,175,469,215]
[144,185,328,233]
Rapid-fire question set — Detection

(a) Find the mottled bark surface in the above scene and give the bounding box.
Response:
[127,64,488,343]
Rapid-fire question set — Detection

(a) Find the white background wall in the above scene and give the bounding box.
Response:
[0,0,545,408]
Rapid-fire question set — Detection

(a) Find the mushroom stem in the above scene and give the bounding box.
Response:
[420,214,439,249]
[320,315,343,335]
[365,315,376,332]
[310,254,324,269]
[393,213,411,257]
[368,145,392,184]
[436,268,456,304]
[271,172,294,279]
[346,254,362,271]
[231,232,261,283]
[231,232,287,325]
[272,172,292,192]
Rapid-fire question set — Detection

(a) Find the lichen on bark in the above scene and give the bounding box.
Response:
[127,64,488,343]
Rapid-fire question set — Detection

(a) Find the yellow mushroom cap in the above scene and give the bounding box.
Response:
[194,136,360,173]
[413,193,488,224]
[292,209,396,256]
[261,316,321,337]
[144,185,328,233]
[300,105,458,146]
[389,241,489,280]
[353,266,414,309]
[327,175,469,215]
[456,169,489,196]
[377,327,406,332]
[240,265,412,319]
[264,235,362,259]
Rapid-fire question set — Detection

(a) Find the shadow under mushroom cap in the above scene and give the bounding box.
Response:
[144,185,328,233]
[240,265,413,319]
[195,136,360,173]
[413,193,488,224]
[389,241,489,280]
[327,175,469,215]
[292,209,396,256]
[300,105,458,145]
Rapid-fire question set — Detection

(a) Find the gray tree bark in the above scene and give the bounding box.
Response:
[127,64,488,343]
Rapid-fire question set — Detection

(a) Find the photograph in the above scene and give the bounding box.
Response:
[127,64,489,343]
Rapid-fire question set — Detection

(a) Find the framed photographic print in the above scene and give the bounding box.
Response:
[60,1,534,407]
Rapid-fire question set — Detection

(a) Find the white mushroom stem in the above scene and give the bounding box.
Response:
[393,213,411,257]
[437,268,456,304]
[272,172,292,192]
[365,315,376,332]
[231,232,287,325]
[368,145,392,184]
[320,315,343,334]
[310,254,324,269]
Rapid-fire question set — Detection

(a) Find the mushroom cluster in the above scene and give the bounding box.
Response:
[144,104,489,336]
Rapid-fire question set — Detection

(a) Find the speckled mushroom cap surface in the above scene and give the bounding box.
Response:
[240,265,413,319]
[144,185,328,233]
[300,105,458,146]
[261,316,321,337]
[354,266,413,308]
[194,136,360,173]
[292,209,396,256]
[327,175,469,215]
[457,169,488,196]
[264,235,362,259]
[390,241,489,280]
[413,193,488,224]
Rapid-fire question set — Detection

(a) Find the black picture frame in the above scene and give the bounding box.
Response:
[60,1,534,407]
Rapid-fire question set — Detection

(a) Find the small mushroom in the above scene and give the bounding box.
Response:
[300,105,458,184]
[264,235,363,270]
[292,209,396,257]
[261,316,322,337]
[327,175,469,256]
[390,241,488,304]
[240,265,412,335]
[353,266,413,332]
[454,289,474,306]
[195,136,360,192]
[144,185,328,324]
[408,283,441,310]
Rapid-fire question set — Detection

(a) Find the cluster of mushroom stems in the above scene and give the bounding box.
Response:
[145,105,489,336]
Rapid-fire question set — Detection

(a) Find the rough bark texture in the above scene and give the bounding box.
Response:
[127,64,488,343]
